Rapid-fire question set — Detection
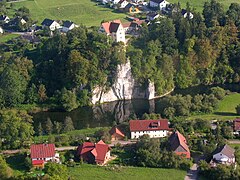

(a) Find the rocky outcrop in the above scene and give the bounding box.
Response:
[91,61,155,104]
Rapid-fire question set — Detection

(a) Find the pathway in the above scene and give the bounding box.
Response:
[184,163,199,180]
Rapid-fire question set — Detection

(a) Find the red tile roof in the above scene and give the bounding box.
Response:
[109,126,125,137]
[101,20,122,34]
[32,160,44,165]
[129,119,170,132]
[168,131,190,158]
[30,144,55,159]
[234,119,240,131]
[78,140,110,164]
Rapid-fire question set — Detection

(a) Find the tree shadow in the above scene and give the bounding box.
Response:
[213,112,237,116]
[6,153,27,172]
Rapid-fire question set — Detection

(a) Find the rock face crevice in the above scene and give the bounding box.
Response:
[91,61,155,104]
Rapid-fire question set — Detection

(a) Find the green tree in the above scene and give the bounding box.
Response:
[0,110,34,149]
[59,88,79,111]
[45,118,53,135]
[44,162,69,180]
[36,123,43,136]
[63,116,75,133]
[38,84,47,102]
[0,155,13,179]
[236,104,240,115]
[54,121,62,134]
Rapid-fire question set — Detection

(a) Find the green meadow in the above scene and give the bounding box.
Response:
[11,0,127,27]
[69,164,186,180]
[10,0,239,27]
[188,93,240,120]
[170,0,239,12]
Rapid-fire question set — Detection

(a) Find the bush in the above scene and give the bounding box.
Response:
[236,104,240,115]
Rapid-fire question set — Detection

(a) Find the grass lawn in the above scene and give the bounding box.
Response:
[170,0,239,12]
[0,33,20,43]
[11,0,127,27]
[69,164,186,180]
[188,93,240,121]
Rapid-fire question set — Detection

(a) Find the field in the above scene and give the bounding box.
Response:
[188,93,240,120]
[10,0,239,27]
[0,33,20,43]
[69,164,186,180]
[11,0,127,27]
[170,0,240,11]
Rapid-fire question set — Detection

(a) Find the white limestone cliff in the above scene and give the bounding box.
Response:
[91,61,155,104]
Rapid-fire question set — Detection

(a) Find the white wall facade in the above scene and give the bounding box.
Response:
[213,153,235,164]
[131,130,168,139]
[49,21,61,31]
[119,1,129,8]
[112,24,125,43]
[149,0,169,10]
[183,12,194,19]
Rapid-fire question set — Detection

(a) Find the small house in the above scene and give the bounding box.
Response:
[30,144,60,168]
[129,119,171,139]
[77,140,111,165]
[0,15,10,24]
[181,9,194,19]
[41,18,61,31]
[147,12,160,21]
[124,4,140,13]
[149,0,169,10]
[61,20,78,33]
[233,119,240,135]
[168,131,191,158]
[118,0,129,8]
[99,19,125,43]
[210,144,235,166]
[109,126,125,141]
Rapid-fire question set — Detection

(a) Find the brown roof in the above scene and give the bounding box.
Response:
[212,144,235,159]
[234,119,240,131]
[168,131,190,153]
[129,119,170,132]
[109,126,125,137]
[30,144,55,159]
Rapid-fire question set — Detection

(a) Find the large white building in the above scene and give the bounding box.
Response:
[211,144,235,166]
[99,19,125,43]
[149,0,169,10]
[41,18,61,31]
[129,119,171,139]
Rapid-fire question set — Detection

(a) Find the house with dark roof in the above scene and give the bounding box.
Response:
[149,0,169,10]
[122,20,145,33]
[30,144,60,168]
[77,140,111,165]
[99,19,125,43]
[61,20,78,33]
[0,15,10,24]
[210,144,235,166]
[181,9,194,19]
[109,126,125,141]
[41,18,61,31]
[124,3,140,13]
[233,119,240,135]
[147,12,160,21]
[129,119,172,139]
[168,131,190,158]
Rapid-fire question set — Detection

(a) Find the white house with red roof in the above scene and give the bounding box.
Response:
[168,131,191,159]
[129,119,171,139]
[77,140,111,165]
[30,144,60,168]
[99,20,125,43]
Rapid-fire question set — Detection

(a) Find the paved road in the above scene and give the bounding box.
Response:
[184,163,199,180]
[228,140,240,144]
[0,140,136,154]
